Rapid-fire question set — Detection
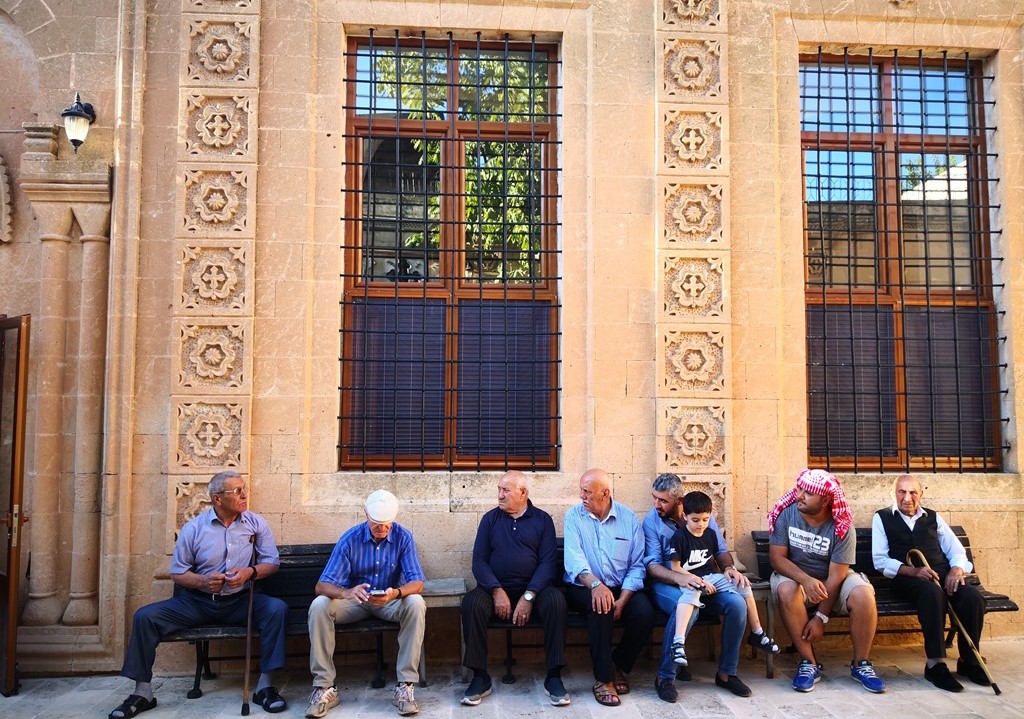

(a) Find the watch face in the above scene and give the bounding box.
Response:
[590,580,601,589]
[524,591,535,601]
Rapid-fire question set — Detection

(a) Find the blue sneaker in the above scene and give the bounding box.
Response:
[850,660,886,693]
[792,659,822,692]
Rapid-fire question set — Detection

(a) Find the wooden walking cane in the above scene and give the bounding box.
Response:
[241,535,257,715]
[906,548,1000,695]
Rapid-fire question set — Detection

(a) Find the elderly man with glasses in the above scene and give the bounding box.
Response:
[305,489,427,718]
[108,470,288,719]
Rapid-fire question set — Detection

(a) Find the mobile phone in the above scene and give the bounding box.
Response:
[370,589,387,596]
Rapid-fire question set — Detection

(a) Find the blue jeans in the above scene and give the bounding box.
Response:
[650,580,748,679]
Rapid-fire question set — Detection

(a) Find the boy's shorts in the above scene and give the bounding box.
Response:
[676,572,753,608]
[769,570,873,615]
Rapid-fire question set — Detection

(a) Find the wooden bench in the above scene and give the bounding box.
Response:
[751,526,1019,677]
[162,543,466,698]
[484,537,767,683]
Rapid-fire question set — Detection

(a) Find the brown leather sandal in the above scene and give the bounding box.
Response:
[592,681,620,707]
[613,669,631,694]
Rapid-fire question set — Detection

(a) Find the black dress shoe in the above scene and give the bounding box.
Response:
[924,663,963,692]
[676,665,692,682]
[957,659,991,686]
[655,676,678,703]
[715,674,752,698]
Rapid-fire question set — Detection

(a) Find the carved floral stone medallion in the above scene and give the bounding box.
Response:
[663,182,724,243]
[178,243,248,315]
[664,110,724,172]
[175,320,249,392]
[660,402,729,471]
[663,38,723,101]
[183,92,254,160]
[662,0,722,30]
[663,330,726,393]
[185,17,258,86]
[180,168,252,236]
[172,398,246,472]
[662,255,726,319]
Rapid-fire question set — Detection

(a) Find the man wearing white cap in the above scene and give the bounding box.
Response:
[305,490,427,717]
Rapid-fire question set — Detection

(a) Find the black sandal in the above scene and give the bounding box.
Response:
[108,694,157,719]
[252,686,288,713]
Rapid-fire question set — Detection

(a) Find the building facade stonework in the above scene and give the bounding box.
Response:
[0,0,1022,673]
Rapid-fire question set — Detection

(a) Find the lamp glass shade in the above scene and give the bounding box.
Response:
[63,114,91,148]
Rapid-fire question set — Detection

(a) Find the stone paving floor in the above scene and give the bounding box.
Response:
[3,640,1023,719]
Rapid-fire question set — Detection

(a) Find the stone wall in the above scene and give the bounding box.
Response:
[0,0,1022,674]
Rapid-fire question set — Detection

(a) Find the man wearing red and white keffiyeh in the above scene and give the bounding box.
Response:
[767,468,886,695]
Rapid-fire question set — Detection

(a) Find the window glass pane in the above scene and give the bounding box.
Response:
[895,68,970,135]
[807,305,897,458]
[800,63,879,133]
[458,50,549,122]
[457,301,556,457]
[361,137,441,281]
[904,307,996,457]
[353,45,448,119]
[464,140,544,283]
[344,298,447,455]
[804,149,878,287]
[900,153,974,289]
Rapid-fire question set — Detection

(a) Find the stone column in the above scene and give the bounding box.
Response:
[63,209,111,625]
[19,123,113,626]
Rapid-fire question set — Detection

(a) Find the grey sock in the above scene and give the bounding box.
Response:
[133,681,154,701]
[256,673,272,692]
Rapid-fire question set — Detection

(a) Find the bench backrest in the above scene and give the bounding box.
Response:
[751,525,976,583]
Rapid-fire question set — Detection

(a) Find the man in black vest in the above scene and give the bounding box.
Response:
[871,475,987,692]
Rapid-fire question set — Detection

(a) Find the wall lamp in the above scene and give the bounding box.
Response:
[61,93,96,153]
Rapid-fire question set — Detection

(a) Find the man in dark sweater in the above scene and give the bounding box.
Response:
[460,471,569,707]
[871,475,987,692]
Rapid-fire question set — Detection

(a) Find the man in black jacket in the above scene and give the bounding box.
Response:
[871,475,987,692]
[460,471,569,707]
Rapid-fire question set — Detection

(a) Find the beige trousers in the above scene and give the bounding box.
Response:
[308,593,427,686]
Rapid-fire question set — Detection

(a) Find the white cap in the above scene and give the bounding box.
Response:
[365,489,399,523]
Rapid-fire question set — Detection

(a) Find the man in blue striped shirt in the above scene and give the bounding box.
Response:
[563,468,655,707]
[305,490,426,718]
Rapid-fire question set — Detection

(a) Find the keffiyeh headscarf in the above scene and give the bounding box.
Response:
[767,468,853,540]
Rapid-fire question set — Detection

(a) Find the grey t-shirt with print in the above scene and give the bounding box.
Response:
[769,503,855,581]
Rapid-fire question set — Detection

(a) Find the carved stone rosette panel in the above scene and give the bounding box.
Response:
[181,90,256,161]
[172,318,252,393]
[681,476,731,539]
[661,0,724,32]
[179,167,253,236]
[660,328,728,395]
[660,253,728,321]
[177,242,251,315]
[168,478,213,546]
[662,109,726,173]
[661,180,727,245]
[656,1,731,504]
[658,400,730,472]
[661,37,726,103]
[171,397,247,472]
[182,16,259,87]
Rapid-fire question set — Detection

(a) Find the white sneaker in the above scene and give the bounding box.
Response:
[305,686,340,718]
[392,683,419,716]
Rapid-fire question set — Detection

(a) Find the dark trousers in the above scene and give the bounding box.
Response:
[120,589,288,683]
[565,584,656,683]
[891,574,985,661]
[461,586,568,673]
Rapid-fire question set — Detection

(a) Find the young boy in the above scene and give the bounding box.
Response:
[667,491,779,666]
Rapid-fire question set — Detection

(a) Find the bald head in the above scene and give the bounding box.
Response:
[893,474,924,517]
[497,470,530,515]
[579,468,612,518]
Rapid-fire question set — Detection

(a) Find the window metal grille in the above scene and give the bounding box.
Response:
[801,48,1007,471]
[340,31,561,471]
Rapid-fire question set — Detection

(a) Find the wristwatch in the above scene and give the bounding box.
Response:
[814,610,829,624]
[523,591,536,602]
[589,579,601,590]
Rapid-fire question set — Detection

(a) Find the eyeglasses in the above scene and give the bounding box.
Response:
[215,487,247,497]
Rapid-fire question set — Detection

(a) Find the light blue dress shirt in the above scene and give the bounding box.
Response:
[563,500,646,592]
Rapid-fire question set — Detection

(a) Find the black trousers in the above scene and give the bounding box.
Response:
[461,585,567,672]
[891,574,985,661]
[564,584,655,683]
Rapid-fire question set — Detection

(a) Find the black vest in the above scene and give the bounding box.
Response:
[875,508,951,576]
